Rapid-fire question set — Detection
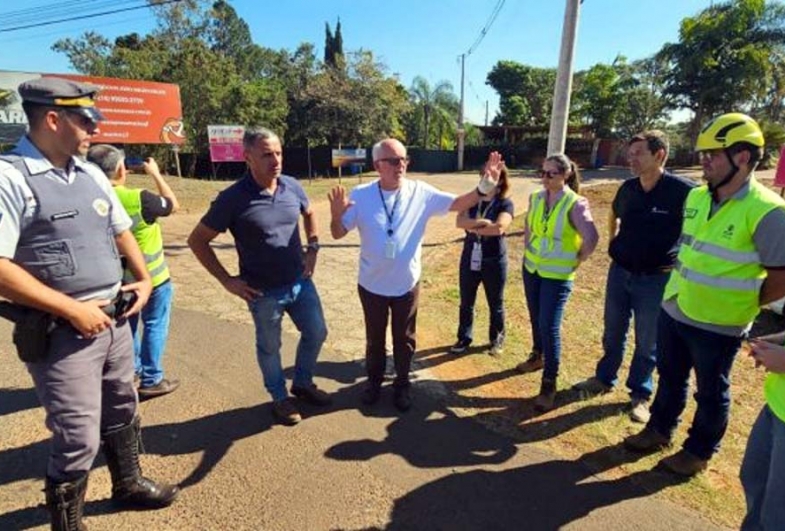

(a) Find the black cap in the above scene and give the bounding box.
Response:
[18,77,105,123]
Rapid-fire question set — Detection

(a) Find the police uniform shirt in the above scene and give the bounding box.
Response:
[0,136,132,298]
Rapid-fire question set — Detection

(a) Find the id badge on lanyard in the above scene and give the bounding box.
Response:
[470,241,482,271]
[385,239,396,259]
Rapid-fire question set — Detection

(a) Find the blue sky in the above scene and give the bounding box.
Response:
[0,0,716,124]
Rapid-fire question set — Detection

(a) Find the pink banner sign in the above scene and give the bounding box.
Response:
[208,125,245,162]
[775,146,785,188]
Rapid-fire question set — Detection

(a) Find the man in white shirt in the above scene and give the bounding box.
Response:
[328,138,501,411]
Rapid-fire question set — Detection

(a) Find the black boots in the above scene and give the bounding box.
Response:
[45,473,88,531]
[101,417,179,508]
[535,377,557,412]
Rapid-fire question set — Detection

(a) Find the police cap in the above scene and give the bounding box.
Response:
[18,77,105,123]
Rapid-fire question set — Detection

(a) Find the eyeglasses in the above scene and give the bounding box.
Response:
[539,169,564,179]
[379,156,409,167]
[60,110,98,131]
[697,149,726,162]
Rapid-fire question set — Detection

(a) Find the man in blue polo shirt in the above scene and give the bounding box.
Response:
[188,126,329,426]
[573,130,694,423]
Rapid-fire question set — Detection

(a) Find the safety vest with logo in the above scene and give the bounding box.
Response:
[524,188,582,280]
[663,179,784,326]
[0,154,122,298]
[114,186,170,288]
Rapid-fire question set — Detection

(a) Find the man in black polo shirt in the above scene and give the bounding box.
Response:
[574,130,694,422]
[188,126,330,426]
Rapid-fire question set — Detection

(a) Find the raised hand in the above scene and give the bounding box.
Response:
[328,186,354,220]
[478,151,505,195]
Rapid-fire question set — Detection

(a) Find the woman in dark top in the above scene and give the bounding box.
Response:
[450,160,514,356]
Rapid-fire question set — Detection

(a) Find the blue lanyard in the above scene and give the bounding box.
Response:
[377,182,401,237]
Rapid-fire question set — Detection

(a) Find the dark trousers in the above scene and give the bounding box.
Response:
[457,254,507,345]
[648,311,741,460]
[358,283,419,388]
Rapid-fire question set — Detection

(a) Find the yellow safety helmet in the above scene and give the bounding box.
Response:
[696,112,764,151]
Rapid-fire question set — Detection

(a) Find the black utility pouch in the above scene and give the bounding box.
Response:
[12,309,56,363]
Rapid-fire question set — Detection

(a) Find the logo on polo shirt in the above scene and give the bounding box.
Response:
[651,206,670,215]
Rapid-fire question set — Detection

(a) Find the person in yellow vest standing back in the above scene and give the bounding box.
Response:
[88,145,181,399]
[742,333,785,530]
[625,113,785,477]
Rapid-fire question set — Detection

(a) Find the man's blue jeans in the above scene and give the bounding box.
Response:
[523,268,573,381]
[648,311,741,460]
[596,262,669,400]
[457,255,507,345]
[247,277,328,402]
[740,404,785,531]
[130,279,173,388]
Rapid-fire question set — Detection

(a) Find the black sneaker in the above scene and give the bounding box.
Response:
[449,340,471,355]
[361,383,382,405]
[393,386,412,412]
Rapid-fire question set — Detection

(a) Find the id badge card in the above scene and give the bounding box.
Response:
[385,239,396,259]
[470,242,483,271]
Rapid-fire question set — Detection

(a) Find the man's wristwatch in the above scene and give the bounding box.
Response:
[306,241,320,253]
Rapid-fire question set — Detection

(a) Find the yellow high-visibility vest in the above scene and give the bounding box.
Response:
[524,188,582,280]
[663,178,784,326]
[115,186,170,287]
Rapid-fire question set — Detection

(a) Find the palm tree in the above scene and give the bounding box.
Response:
[409,77,459,149]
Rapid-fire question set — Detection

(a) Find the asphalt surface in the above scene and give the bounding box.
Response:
[0,167,733,530]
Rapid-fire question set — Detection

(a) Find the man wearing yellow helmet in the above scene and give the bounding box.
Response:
[625,113,785,477]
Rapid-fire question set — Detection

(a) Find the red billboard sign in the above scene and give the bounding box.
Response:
[0,70,185,145]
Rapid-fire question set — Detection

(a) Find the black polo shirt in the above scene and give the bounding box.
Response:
[201,173,308,290]
[609,171,695,274]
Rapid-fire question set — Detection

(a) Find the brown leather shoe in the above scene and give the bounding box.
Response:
[137,378,180,399]
[534,378,557,412]
[516,351,544,374]
[291,384,332,406]
[624,426,672,453]
[272,398,301,426]
[660,449,709,477]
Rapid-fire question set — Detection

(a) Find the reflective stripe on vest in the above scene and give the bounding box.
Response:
[524,188,581,280]
[663,179,785,326]
[114,186,170,287]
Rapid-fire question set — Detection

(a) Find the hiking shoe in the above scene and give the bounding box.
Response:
[624,426,671,453]
[534,378,557,412]
[660,449,709,477]
[272,398,301,426]
[516,351,544,373]
[449,339,471,355]
[361,383,382,405]
[291,384,332,406]
[629,398,651,424]
[572,376,612,398]
[137,378,180,399]
[393,386,412,412]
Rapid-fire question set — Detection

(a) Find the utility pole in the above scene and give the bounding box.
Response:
[457,53,466,172]
[485,100,489,126]
[547,0,581,155]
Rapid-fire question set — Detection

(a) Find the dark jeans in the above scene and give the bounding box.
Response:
[596,262,669,400]
[648,311,741,460]
[358,283,419,388]
[522,268,573,380]
[457,254,507,345]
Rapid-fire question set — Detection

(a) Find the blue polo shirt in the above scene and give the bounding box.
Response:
[201,173,308,290]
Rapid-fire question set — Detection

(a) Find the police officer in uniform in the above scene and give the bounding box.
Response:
[624,113,785,476]
[0,77,178,530]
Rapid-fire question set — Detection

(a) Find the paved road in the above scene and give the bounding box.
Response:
[0,170,726,530]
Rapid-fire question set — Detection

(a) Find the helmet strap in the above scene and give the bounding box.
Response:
[707,148,739,202]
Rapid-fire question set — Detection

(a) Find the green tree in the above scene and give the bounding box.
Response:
[656,0,785,141]
[408,77,459,148]
[324,19,344,69]
[485,61,556,126]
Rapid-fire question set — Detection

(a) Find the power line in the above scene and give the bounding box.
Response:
[0,0,181,33]
[464,0,506,57]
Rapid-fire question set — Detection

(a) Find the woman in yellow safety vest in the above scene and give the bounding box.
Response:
[517,153,599,411]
